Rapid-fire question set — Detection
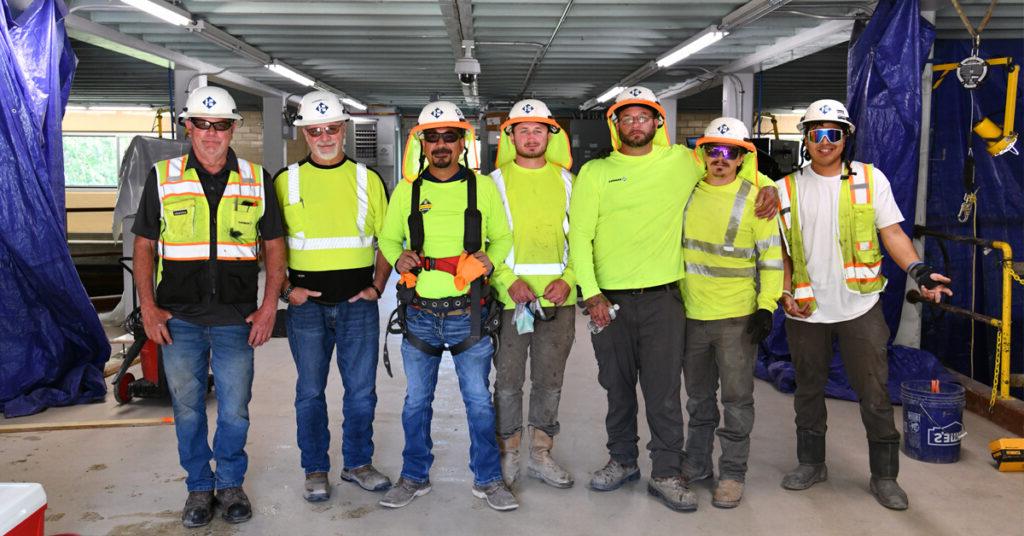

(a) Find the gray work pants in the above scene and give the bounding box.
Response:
[494,306,575,438]
[682,315,756,482]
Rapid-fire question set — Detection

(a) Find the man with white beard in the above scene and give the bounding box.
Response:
[274,91,392,503]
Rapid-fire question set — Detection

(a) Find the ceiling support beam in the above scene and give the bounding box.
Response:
[439,0,479,107]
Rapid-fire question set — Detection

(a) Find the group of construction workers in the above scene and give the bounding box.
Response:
[132,84,952,528]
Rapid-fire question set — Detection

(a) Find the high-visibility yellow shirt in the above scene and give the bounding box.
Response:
[379,167,513,299]
[489,162,576,309]
[681,177,784,320]
[568,144,705,299]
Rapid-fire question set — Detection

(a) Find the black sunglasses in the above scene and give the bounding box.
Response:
[304,124,343,137]
[421,131,461,143]
[191,118,234,131]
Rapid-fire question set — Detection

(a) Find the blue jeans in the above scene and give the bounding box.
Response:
[399,306,502,486]
[287,298,380,474]
[162,318,254,492]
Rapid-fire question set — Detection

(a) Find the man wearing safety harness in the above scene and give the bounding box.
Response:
[378,101,517,511]
[569,86,778,512]
[132,86,285,528]
[679,117,782,509]
[489,99,576,490]
[274,91,392,503]
[776,99,952,510]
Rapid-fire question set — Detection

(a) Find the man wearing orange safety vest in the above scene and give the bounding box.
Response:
[776,99,952,510]
[132,86,286,528]
[489,99,576,490]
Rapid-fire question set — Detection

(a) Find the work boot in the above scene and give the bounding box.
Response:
[303,472,330,502]
[340,464,392,492]
[868,440,909,510]
[471,481,520,511]
[712,479,744,509]
[181,490,214,528]
[647,475,698,512]
[215,486,252,524]
[781,430,828,490]
[681,460,713,484]
[589,459,640,491]
[526,426,574,489]
[379,477,431,509]
[497,431,522,487]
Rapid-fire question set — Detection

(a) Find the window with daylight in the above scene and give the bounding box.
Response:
[63,133,156,187]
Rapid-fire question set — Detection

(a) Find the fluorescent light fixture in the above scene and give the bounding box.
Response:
[267,62,315,87]
[342,97,367,111]
[656,28,728,68]
[597,86,625,103]
[120,0,192,27]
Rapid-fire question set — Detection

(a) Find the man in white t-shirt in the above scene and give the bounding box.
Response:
[775,99,952,511]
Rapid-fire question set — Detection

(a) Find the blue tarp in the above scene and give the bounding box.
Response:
[922,39,1023,393]
[755,0,953,403]
[0,0,109,417]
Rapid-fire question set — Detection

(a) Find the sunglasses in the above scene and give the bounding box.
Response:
[420,131,461,143]
[526,299,558,321]
[807,128,844,144]
[190,118,234,131]
[703,144,744,160]
[617,115,655,127]
[304,124,343,137]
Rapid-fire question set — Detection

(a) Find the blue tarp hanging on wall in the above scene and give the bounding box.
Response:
[755,0,954,402]
[0,0,109,417]
[922,39,1023,392]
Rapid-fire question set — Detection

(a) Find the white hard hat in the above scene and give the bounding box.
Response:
[182,86,242,120]
[798,99,855,133]
[502,99,559,133]
[702,117,750,141]
[293,90,349,126]
[609,86,665,119]
[417,101,469,128]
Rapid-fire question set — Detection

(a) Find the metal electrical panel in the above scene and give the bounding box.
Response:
[569,119,611,175]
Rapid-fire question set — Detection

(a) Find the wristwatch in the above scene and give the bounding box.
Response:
[279,285,295,304]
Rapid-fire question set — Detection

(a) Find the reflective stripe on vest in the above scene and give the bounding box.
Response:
[491,167,572,276]
[155,155,263,262]
[285,161,373,251]
[683,180,759,278]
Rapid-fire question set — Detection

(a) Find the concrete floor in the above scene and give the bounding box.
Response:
[2,291,1022,536]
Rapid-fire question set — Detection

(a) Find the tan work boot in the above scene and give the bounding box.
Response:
[498,431,521,486]
[712,479,744,509]
[526,426,574,489]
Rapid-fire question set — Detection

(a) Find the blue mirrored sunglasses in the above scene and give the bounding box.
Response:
[807,128,844,144]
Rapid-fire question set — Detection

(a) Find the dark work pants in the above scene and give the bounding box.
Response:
[591,288,686,478]
[785,302,899,444]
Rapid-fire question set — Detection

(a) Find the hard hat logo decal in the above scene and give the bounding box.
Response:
[316,102,329,115]
[629,88,642,97]
[717,124,730,134]
[431,107,444,119]
[522,104,534,114]
[819,104,831,114]
[203,96,216,109]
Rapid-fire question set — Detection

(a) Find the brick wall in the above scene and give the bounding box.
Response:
[676,111,719,142]
[229,111,308,173]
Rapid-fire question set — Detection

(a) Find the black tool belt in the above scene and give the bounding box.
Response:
[385,283,503,362]
[410,294,475,314]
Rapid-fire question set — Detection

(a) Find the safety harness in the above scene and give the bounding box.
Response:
[383,171,502,374]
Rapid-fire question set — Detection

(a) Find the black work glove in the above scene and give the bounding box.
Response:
[746,309,774,344]
[908,262,941,290]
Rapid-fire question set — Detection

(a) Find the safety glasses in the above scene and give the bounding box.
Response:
[617,115,655,127]
[703,144,744,160]
[807,127,844,144]
[526,299,558,321]
[190,118,234,131]
[304,124,343,137]
[421,131,461,143]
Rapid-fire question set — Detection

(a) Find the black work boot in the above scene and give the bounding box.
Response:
[181,490,214,528]
[781,430,828,490]
[216,486,253,524]
[869,441,909,510]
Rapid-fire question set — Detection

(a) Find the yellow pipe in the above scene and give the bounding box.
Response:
[1004,65,1018,135]
[994,241,1013,401]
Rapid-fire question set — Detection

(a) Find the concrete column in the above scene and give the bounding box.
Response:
[722,72,754,131]
[661,97,678,144]
[173,68,203,140]
[262,95,287,175]
[895,9,936,348]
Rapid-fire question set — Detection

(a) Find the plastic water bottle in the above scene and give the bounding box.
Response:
[588,304,620,334]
